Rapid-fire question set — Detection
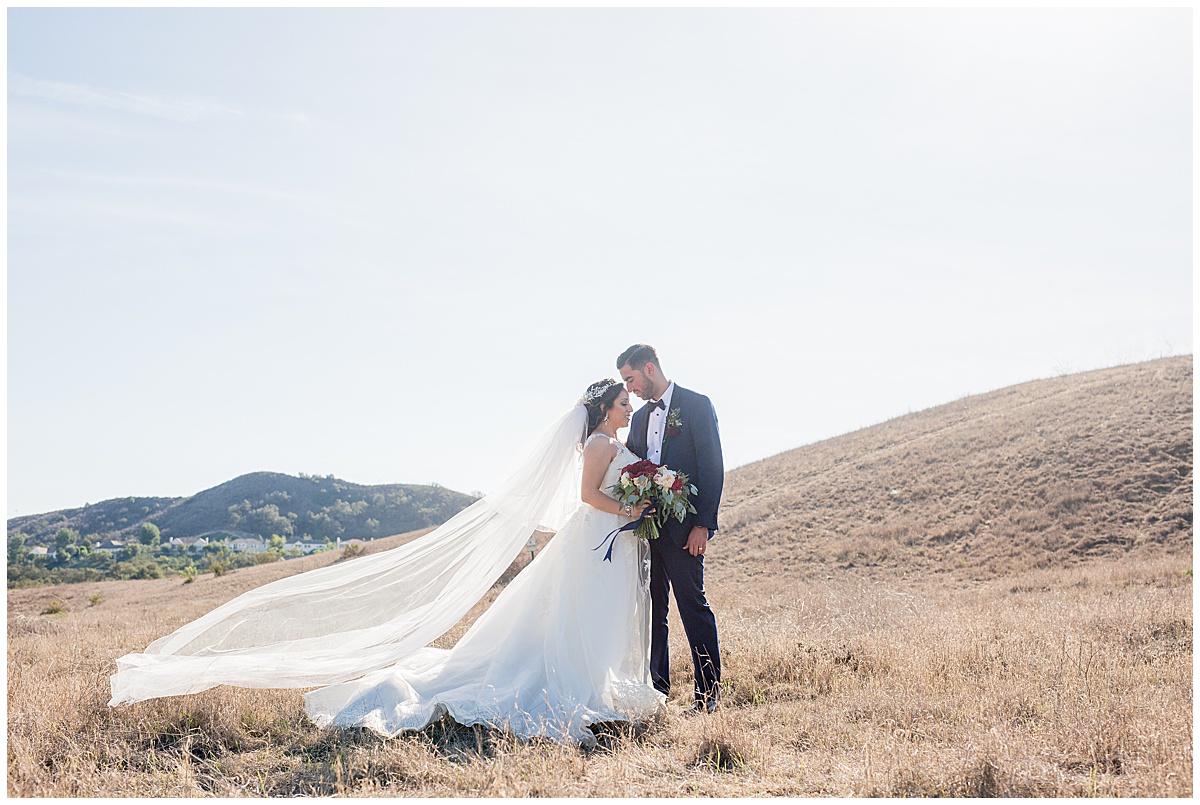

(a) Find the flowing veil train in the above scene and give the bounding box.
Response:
[109,406,589,706]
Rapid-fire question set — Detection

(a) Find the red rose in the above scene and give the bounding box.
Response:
[622,459,660,478]
[671,477,684,491]
[666,425,681,438]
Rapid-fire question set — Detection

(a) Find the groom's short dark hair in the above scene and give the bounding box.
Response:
[617,344,661,372]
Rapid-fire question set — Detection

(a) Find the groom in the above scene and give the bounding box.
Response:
[617,344,723,712]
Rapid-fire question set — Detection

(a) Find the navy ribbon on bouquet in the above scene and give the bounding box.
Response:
[593,507,652,563]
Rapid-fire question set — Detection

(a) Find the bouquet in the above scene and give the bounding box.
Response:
[609,459,698,541]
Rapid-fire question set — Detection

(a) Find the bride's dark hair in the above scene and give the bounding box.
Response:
[579,379,624,435]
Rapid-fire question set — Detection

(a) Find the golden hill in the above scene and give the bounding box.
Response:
[715,356,1192,585]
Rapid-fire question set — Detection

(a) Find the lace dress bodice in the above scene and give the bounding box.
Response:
[586,434,639,504]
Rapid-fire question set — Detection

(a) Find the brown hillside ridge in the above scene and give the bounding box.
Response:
[7,357,1192,797]
[717,355,1192,585]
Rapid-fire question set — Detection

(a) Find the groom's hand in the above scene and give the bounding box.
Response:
[685,526,709,557]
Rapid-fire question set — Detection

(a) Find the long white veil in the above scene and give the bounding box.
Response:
[109,406,589,706]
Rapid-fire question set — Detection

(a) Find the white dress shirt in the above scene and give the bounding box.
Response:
[645,381,675,464]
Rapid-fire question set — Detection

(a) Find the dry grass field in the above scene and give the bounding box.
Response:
[8,357,1192,797]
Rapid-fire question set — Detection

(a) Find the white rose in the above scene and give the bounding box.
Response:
[657,470,676,489]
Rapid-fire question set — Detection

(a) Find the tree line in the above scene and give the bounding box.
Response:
[6,524,336,588]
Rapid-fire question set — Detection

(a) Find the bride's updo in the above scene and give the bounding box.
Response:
[578,379,623,435]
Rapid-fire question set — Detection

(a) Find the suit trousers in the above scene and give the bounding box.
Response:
[648,534,721,702]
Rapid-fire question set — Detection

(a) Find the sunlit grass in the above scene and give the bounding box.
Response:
[7,557,1191,796]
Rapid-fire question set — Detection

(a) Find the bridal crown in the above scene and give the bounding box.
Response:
[578,379,621,407]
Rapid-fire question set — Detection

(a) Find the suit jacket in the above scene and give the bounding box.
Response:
[626,384,724,546]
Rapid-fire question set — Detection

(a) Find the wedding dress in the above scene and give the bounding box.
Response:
[109,407,664,746]
[304,434,664,745]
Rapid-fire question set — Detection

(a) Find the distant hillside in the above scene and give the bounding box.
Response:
[7,473,477,547]
[716,356,1192,583]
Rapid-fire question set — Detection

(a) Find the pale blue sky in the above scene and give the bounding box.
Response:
[8,8,1192,518]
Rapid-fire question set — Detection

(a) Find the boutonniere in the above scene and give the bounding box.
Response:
[665,407,684,439]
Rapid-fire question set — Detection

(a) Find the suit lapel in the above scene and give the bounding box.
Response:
[640,403,652,454]
[629,406,649,458]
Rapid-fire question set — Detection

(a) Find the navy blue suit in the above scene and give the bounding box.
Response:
[626,384,723,702]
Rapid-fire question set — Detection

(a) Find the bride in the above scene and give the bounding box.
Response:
[110,379,666,746]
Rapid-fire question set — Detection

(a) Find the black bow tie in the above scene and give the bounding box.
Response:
[649,399,666,411]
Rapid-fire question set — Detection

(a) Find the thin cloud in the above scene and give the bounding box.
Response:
[93,201,263,232]
[22,169,376,232]
[41,169,322,206]
[9,194,258,231]
[9,72,242,123]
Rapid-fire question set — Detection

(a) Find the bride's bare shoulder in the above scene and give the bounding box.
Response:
[582,433,619,458]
